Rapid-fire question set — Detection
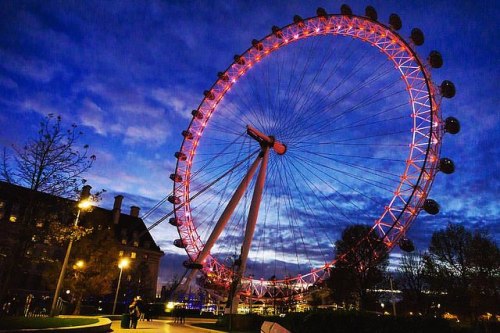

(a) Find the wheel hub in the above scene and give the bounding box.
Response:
[246,125,287,155]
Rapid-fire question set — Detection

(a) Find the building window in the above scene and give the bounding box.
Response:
[119,251,124,257]
[36,221,44,228]
[121,239,127,245]
[143,254,148,260]
[130,252,136,259]
[133,240,139,247]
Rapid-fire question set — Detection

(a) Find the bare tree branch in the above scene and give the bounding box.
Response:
[3,114,95,198]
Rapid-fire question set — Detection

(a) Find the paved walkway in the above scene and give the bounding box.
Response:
[110,318,222,333]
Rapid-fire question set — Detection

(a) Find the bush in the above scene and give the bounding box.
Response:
[198,311,497,333]
[217,313,265,331]
[274,311,471,333]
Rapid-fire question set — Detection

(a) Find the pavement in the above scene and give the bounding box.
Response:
[109,318,223,333]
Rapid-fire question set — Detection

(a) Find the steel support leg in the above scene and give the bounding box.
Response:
[230,146,270,313]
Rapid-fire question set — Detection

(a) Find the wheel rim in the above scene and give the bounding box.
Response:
[172,14,442,297]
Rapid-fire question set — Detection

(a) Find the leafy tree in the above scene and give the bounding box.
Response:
[397,251,428,313]
[306,287,332,309]
[423,223,500,320]
[42,219,120,314]
[327,225,388,310]
[124,261,156,302]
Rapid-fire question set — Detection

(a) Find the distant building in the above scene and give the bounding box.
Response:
[0,181,163,307]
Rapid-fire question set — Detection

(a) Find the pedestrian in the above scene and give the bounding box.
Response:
[136,296,145,321]
[128,297,141,329]
[145,304,153,321]
[173,306,179,323]
[180,305,186,324]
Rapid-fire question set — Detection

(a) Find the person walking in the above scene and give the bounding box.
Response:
[128,297,141,329]
[136,296,145,321]
[173,306,178,324]
[180,305,186,324]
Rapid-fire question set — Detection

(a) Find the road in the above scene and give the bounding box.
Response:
[110,317,222,333]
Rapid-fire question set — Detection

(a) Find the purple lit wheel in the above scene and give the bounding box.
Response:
[171,11,447,298]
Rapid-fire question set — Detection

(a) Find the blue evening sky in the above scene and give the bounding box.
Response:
[0,0,498,286]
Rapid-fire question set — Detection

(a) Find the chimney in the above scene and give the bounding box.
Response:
[80,185,92,201]
[112,195,123,224]
[130,206,140,218]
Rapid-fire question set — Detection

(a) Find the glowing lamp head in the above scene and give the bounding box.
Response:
[118,258,130,269]
[74,260,85,269]
[78,199,92,210]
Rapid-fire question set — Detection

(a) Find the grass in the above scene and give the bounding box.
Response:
[0,317,98,329]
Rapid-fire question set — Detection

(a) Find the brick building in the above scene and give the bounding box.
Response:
[0,181,163,311]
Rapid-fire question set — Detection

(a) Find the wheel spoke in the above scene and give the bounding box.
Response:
[170,12,443,303]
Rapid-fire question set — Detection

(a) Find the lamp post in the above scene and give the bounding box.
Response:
[248,274,253,314]
[112,258,130,315]
[225,255,240,332]
[389,276,397,316]
[270,275,277,316]
[50,196,92,317]
[72,260,86,315]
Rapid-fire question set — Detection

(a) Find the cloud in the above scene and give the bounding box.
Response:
[20,93,65,117]
[157,252,189,286]
[151,88,198,120]
[123,123,168,146]
[0,50,66,83]
[79,99,108,135]
[0,74,18,89]
[73,76,175,147]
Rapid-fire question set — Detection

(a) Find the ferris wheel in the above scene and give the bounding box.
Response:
[169,5,459,307]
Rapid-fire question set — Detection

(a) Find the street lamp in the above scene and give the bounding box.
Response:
[72,259,86,315]
[73,260,85,270]
[270,275,277,316]
[248,274,254,314]
[50,196,92,317]
[112,258,130,315]
[389,276,396,316]
[225,255,240,332]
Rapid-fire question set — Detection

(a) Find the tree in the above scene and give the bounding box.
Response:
[0,114,96,303]
[397,251,428,313]
[1,114,95,197]
[423,223,500,320]
[306,286,332,309]
[43,221,120,314]
[123,261,156,302]
[327,225,389,310]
